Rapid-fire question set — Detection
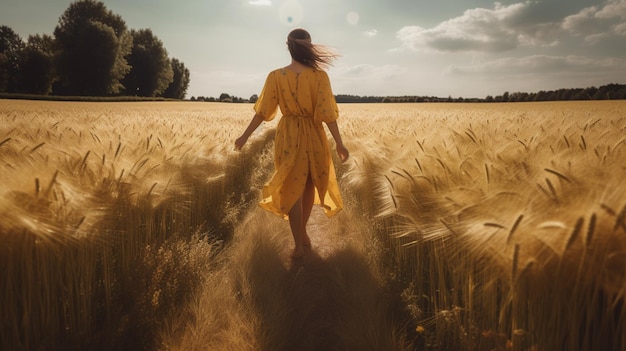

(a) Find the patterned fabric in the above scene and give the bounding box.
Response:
[254,68,343,218]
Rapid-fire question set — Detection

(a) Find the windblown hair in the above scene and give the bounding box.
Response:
[287,28,338,71]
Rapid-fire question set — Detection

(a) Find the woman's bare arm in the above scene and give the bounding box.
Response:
[235,113,265,150]
[326,121,349,162]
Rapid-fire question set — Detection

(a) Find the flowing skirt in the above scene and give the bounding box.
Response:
[259,115,343,219]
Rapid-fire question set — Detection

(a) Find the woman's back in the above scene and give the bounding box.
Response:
[255,67,338,124]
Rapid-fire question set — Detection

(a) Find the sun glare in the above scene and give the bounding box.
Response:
[347,11,359,25]
[279,0,303,26]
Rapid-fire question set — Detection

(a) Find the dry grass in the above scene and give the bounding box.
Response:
[0,100,270,350]
[338,101,626,350]
[1,99,625,350]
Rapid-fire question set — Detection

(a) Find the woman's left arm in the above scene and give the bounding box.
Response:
[326,121,349,162]
[235,113,265,150]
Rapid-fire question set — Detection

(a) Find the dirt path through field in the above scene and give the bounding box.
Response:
[251,211,384,350]
[160,205,408,350]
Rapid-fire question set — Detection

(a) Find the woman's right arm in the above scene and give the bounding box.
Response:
[235,113,265,150]
[236,71,278,150]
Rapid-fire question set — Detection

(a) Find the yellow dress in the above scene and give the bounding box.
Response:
[254,67,343,219]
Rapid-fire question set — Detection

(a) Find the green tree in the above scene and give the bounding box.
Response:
[161,58,190,99]
[53,0,132,96]
[502,91,510,102]
[0,25,25,93]
[122,29,172,97]
[219,93,231,102]
[19,34,56,94]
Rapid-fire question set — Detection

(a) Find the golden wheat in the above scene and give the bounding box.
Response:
[2,99,625,350]
[337,101,626,350]
[1,100,262,350]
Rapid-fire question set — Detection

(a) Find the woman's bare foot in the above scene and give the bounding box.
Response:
[291,246,306,260]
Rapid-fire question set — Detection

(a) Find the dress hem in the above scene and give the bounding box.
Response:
[258,202,342,220]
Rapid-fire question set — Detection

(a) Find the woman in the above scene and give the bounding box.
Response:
[235,28,349,259]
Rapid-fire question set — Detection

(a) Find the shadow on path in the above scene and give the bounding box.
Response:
[237,209,407,351]
[159,208,408,350]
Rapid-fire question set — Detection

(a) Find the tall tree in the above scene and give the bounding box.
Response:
[161,58,190,99]
[0,25,25,93]
[219,93,231,102]
[122,29,173,97]
[19,34,56,95]
[249,94,258,103]
[53,0,132,96]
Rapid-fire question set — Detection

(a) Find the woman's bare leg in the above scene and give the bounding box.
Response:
[301,176,315,248]
[288,196,305,258]
[288,176,315,258]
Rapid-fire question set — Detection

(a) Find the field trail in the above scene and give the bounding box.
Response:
[162,201,407,351]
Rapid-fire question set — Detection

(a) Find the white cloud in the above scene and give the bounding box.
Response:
[614,21,626,35]
[395,26,424,51]
[449,55,626,76]
[395,2,564,53]
[562,0,626,42]
[596,0,626,19]
[396,3,526,52]
[562,6,603,35]
[249,0,272,6]
[364,29,378,37]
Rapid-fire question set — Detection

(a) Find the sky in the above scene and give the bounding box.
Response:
[1,0,625,99]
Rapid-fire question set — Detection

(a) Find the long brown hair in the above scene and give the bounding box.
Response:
[287,28,338,70]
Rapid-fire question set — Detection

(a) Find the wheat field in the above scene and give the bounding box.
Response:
[1,99,625,350]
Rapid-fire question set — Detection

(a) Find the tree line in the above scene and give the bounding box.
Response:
[485,84,626,102]
[190,93,258,103]
[192,83,625,105]
[334,84,626,103]
[0,0,189,99]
